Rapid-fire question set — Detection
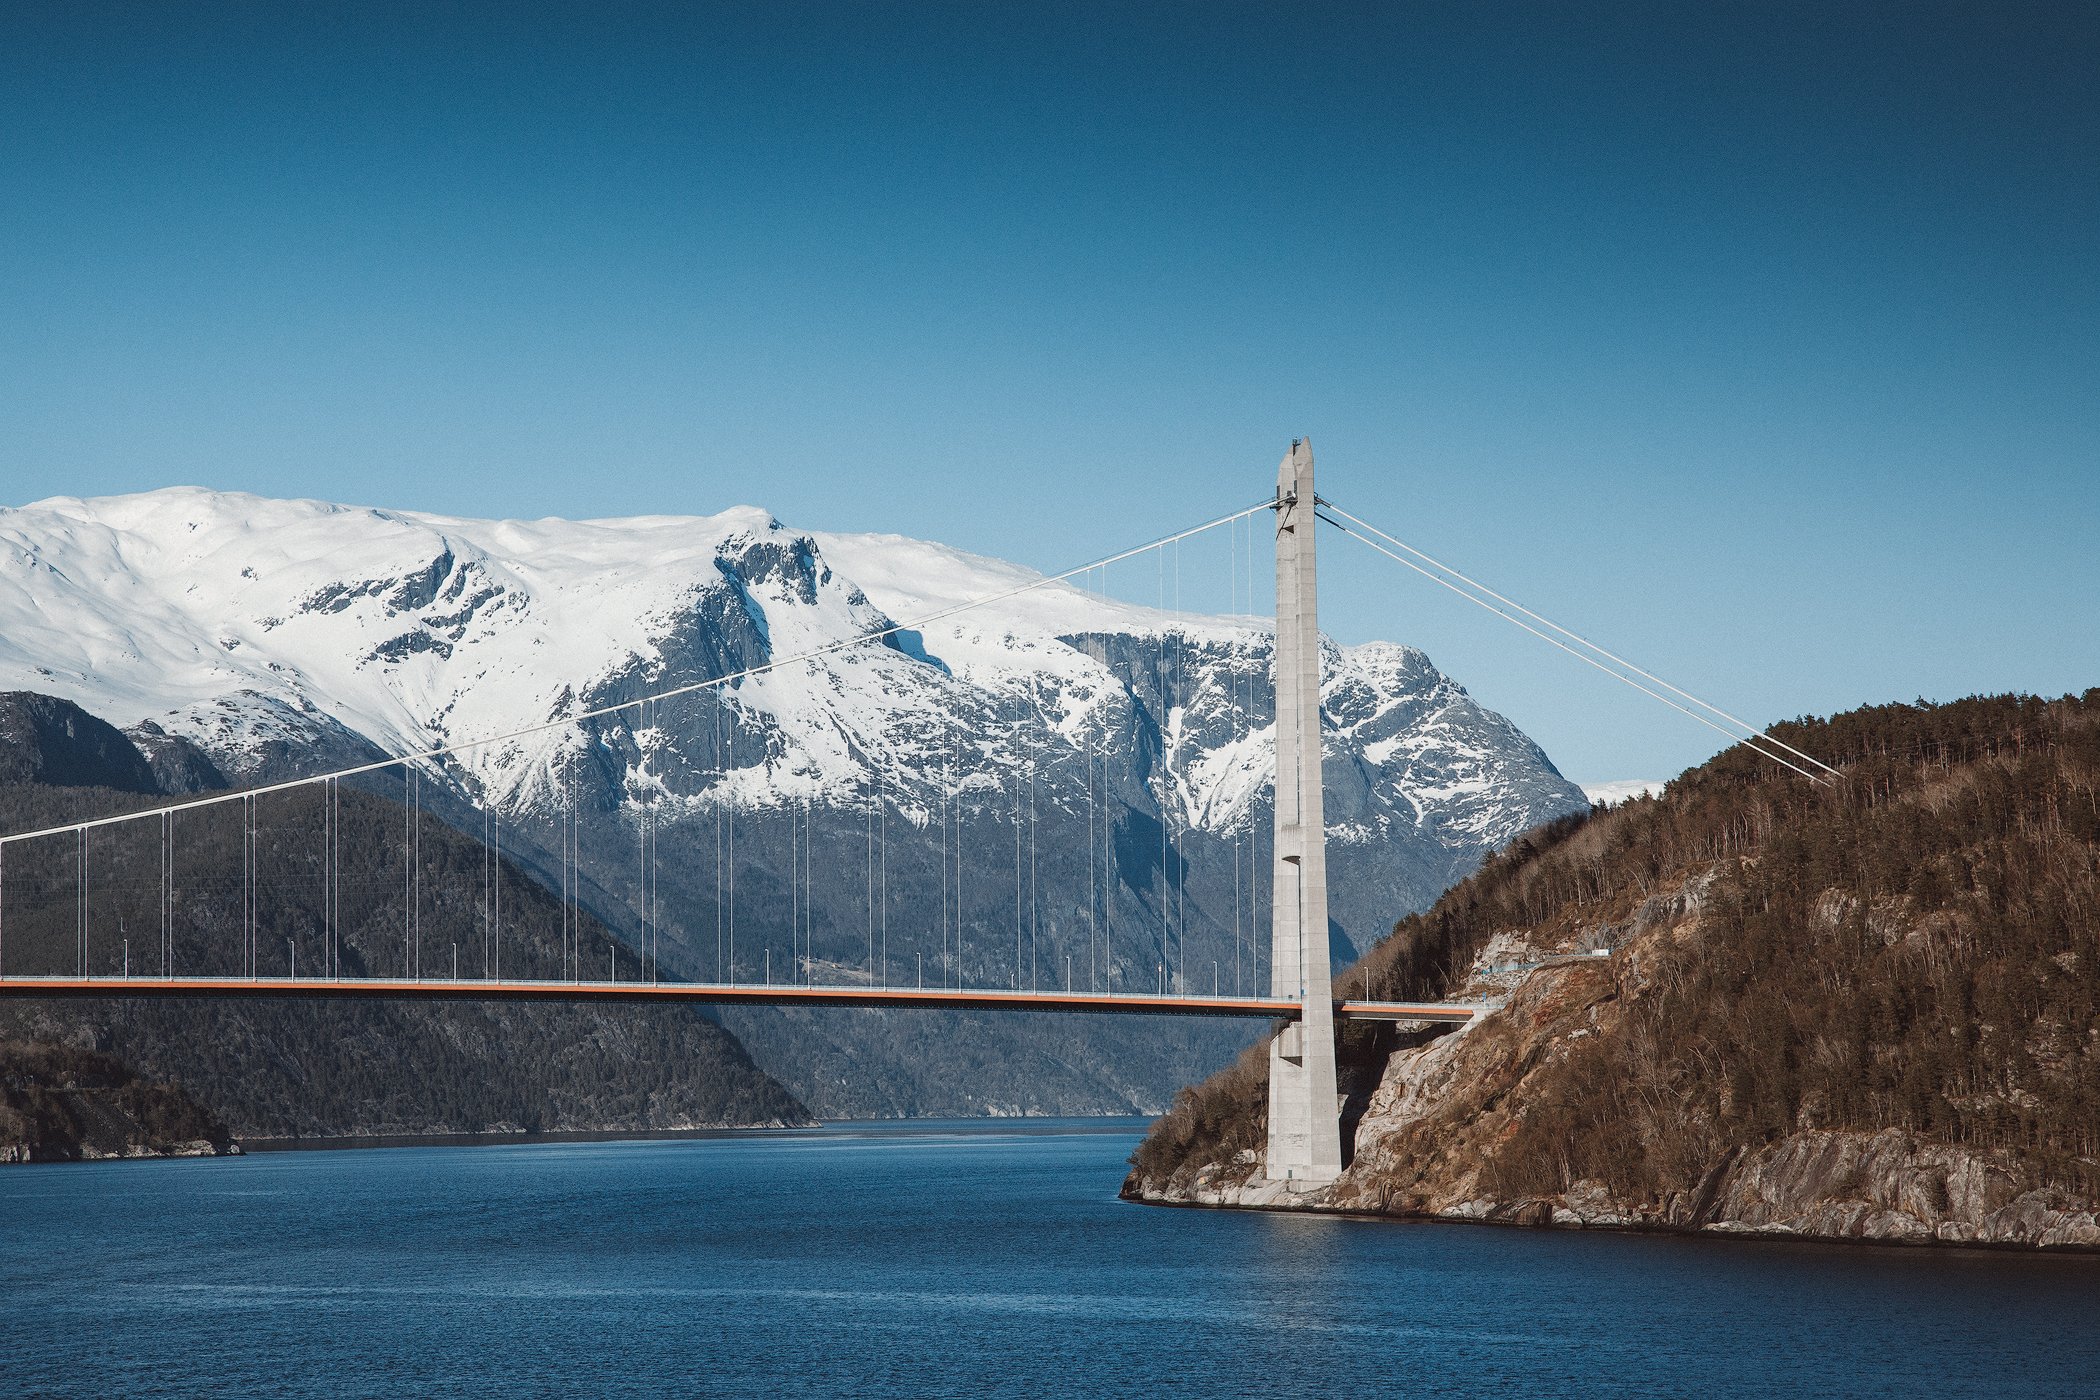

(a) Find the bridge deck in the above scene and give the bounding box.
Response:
[0,975,1476,1022]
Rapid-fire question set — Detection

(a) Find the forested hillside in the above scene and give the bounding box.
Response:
[0,1039,233,1162]
[0,694,810,1142]
[1129,692,2100,1248]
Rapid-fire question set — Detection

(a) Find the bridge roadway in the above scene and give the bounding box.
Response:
[0,975,1477,1023]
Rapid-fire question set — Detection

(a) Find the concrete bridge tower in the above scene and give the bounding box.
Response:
[1266,438,1345,1186]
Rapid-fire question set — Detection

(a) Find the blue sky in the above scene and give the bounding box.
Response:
[3,2,2095,785]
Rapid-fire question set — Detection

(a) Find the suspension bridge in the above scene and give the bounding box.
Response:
[0,441,1831,1184]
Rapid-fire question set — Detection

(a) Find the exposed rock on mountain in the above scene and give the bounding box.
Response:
[123,720,229,795]
[0,692,162,793]
[1126,693,2100,1250]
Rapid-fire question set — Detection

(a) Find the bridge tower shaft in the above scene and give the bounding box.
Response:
[1266,438,1344,1186]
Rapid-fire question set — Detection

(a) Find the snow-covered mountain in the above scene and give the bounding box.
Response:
[1581,779,1667,807]
[0,487,1588,1115]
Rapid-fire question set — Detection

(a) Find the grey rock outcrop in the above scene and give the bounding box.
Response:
[0,692,160,793]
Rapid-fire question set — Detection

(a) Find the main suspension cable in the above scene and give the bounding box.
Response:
[1315,502,1830,786]
[1321,500,1837,778]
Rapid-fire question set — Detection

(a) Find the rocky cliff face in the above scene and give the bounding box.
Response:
[0,692,168,793]
[1125,694,2100,1250]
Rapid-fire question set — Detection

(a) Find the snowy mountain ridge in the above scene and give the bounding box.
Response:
[0,488,1580,858]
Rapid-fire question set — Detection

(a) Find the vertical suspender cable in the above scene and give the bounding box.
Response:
[805,796,813,984]
[646,701,653,983]
[727,697,736,985]
[801,797,809,984]
[493,807,501,980]
[321,781,327,980]
[403,767,411,979]
[1093,559,1103,992]
[1226,514,1243,994]
[1013,768,1022,990]
[790,800,798,986]
[569,769,578,982]
[1086,664,1096,994]
[805,795,813,986]
[1017,759,1027,992]
[802,797,810,985]
[866,774,874,983]
[1181,540,1191,993]
[792,797,799,985]
[244,796,253,977]
[1228,515,1239,996]
[1255,520,1266,994]
[574,762,582,982]
[1029,761,1038,993]
[332,779,339,980]
[716,691,725,982]
[560,763,569,981]
[648,741,654,984]
[417,769,423,975]
[640,708,646,983]
[315,788,323,982]
[1159,545,1176,986]
[1101,569,1114,990]
[944,748,951,988]
[878,778,887,988]
[650,699,659,984]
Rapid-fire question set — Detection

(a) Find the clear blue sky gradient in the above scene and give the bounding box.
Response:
[3,2,2095,784]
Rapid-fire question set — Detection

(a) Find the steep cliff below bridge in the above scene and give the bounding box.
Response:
[1126,692,2100,1250]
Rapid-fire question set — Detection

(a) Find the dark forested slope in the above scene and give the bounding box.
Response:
[0,1038,233,1162]
[0,695,810,1140]
[1129,692,2100,1248]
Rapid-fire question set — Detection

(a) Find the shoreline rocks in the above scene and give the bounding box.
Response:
[1124,1123,2100,1251]
[1,1038,239,1164]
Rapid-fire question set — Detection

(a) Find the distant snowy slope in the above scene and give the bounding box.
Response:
[1582,779,1667,807]
[0,490,829,792]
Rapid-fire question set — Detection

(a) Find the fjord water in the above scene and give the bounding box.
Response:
[5,1124,2097,1397]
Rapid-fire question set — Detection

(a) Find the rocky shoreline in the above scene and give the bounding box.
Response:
[3,1137,238,1165]
[1,1039,239,1164]
[1123,1121,2100,1252]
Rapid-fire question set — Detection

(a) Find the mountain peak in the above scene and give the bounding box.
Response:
[0,485,1585,857]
